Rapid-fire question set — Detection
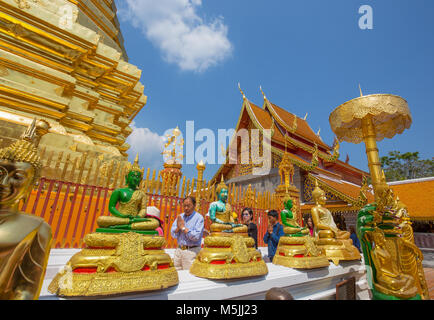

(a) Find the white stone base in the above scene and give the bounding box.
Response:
[39,248,370,300]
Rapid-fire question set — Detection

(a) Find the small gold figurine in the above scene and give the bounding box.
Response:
[311,180,361,265]
[0,119,52,300]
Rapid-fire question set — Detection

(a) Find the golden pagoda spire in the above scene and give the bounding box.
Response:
[359,84,363,97]
[303,113,308,120]
[238,82,246,100]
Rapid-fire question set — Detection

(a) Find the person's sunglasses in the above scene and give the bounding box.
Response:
[242,213,250,216]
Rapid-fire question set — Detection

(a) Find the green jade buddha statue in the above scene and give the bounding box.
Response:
[96,155,159,235]
[280,196,309,237]
[208,176,247,234]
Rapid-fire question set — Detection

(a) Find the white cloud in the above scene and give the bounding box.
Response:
[126,122,165,170]
[119,0,233,72]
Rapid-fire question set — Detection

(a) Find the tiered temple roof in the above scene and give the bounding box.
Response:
[212,90,373,212]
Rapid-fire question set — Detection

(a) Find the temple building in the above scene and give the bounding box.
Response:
[212,89,374,227]
[0,0,146,168]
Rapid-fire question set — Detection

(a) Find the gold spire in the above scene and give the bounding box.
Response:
[238,82,246,100]
[216,174,228,195]
[303,113,308,120]
[359,84,363,97]
[259,85,267,101]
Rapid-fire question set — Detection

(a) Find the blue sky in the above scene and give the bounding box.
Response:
[117,0,434,181]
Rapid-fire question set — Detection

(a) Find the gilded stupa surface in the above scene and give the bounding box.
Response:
[0,0,146,168]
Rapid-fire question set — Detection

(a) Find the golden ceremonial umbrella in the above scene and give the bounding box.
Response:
[329,92,411,203]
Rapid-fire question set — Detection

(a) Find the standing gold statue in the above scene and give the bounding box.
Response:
[329,92,428,300]
[0,119,52,300]
[311,180,361,265]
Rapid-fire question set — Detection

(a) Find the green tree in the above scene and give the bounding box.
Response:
[380,151,434,182]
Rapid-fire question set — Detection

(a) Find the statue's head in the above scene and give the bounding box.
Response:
[216,175,228,202]
[283,194,293,210]
[0,119,48,208]
[125,170,142,190]
[125,153,144,190]
[312,179,326,205]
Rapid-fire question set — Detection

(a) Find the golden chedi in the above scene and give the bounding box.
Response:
[273,194,329,269]
[190,177,268,279]
[0,119,52,300]
[311,180,361,265]
[48,155,178,297]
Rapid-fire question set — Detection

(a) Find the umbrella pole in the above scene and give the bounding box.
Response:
[361,114,384,202]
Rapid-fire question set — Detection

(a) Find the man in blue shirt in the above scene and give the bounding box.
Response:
[170,196,204,270]
[349,226,361,252]
[263,210,285,262]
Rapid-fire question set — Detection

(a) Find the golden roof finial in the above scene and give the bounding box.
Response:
[303,113,308,120]
[238,82,246,100]
[316,127,321,136]
[359,84,363,97]
[259,85,267,101]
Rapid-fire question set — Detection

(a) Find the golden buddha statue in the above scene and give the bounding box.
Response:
[48,155,178,297]
[311,180,360,264]
[369,231,418,298]
[190,177,268,279]
[0,119,52,300]
[273,194,329,269]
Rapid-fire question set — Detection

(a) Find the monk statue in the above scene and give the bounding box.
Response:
[310,180,360,264]
[96,154,159,234]
[0,119,52,300]
[273,193,329,269]
[280,195,308,236]
[208,176,247,234]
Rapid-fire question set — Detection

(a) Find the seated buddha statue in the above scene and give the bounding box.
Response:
[190,176,268,279]
[273,194,329,269]
[96,154,160,234]
[311,180,360,264]
[208,176,247,234]
[280,195,309,236]
[0,119,52,300]
[48,155,178,297]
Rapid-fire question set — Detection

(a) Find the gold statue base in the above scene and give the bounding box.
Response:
[317,238,361,265]
[48,232,178,297]
[190,234,268,279]
[273,236,330,269]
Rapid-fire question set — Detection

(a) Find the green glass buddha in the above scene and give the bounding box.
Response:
[280,195,309,236]
[96,154,159,234]
[208,176,247,233]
